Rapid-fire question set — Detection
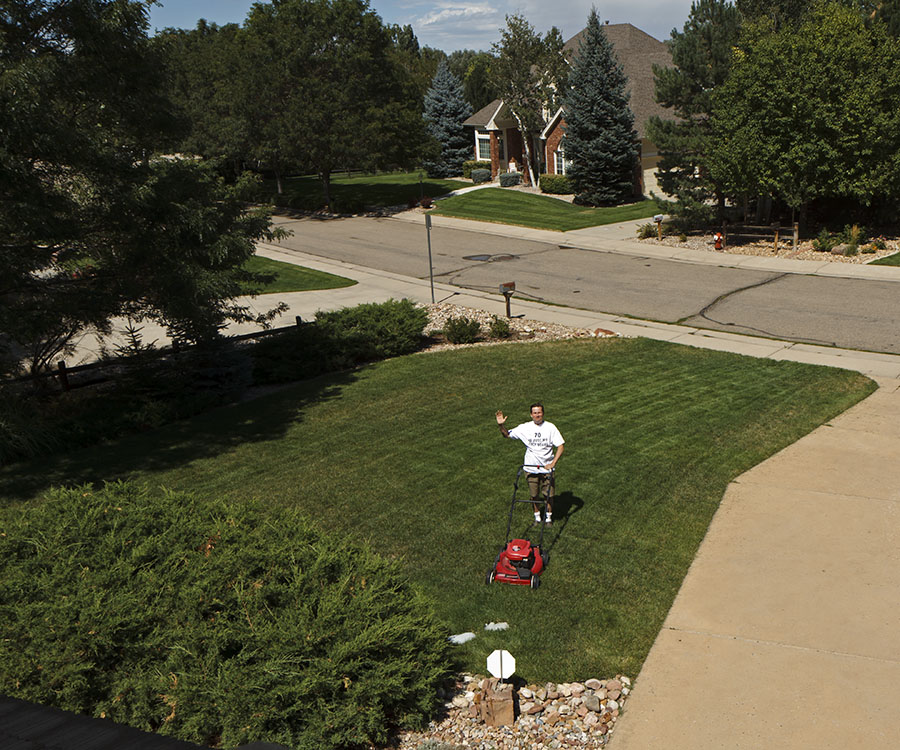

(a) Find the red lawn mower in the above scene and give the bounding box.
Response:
[486,465,552,589]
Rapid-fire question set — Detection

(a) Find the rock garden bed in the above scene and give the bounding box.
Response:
[420,303,619,353]
[393,674,632,750]
[639,232,900,264]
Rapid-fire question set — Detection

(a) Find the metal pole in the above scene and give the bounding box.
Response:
[425,214,435,303]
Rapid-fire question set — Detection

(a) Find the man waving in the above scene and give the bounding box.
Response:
[496,403,565,525]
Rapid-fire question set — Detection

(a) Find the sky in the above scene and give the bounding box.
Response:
[146,1,697,52]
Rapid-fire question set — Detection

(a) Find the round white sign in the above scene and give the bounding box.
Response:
[486,649,516,680]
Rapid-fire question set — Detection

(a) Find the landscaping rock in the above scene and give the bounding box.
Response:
[395,673,631,748]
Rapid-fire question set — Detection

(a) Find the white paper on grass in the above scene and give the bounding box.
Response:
[448,632,476,644]
[484,622,509,631]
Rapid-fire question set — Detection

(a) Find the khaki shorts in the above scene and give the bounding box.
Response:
[526,472,554,501]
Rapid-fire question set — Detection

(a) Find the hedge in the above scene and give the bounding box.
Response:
[499,172,521,187]
[0,482,452,749]
[462,160,490,179]
[539,173,573,194]
[252,298,428,384]
[470,168,492,184]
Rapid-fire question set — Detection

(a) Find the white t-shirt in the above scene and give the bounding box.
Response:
[508,420,564,474]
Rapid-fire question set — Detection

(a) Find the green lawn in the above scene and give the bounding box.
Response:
[870,251,900,265]
[242,255,356,294]
[431,188,659,231]
[261,170,468,211]
[0,339,874,682]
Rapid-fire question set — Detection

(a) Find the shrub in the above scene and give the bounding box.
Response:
[489,315,511,339]
[499,172,521,187]
[252,299,428,384]
[872,237,887,250]
[678,233,688,243]
[444,316,481,344]
[539,173,573,194]
[470,168,491,184]
[0,482,452,749]
[812,228,838,252]
[862,244,876,254]
[462,160,490,179]
[636,223,657,239]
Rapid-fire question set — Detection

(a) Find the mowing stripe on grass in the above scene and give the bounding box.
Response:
[0,338,874,681]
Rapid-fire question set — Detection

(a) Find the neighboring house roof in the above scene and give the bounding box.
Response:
[462,100,517,131]
[563,22,674,139]
[464,23,674,142]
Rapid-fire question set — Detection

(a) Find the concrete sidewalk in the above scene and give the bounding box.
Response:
[611,380,900,749]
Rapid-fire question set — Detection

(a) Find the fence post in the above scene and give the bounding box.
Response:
[57,360,70,391]
[793,222,799,249]
[773,228,779,253]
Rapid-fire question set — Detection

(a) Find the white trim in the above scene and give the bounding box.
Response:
[475,129,491,161]
[484,101,506,131]
[541,107,565,140]
[554,137,570,176]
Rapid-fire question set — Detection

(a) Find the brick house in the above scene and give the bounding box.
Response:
[463,23,674,190]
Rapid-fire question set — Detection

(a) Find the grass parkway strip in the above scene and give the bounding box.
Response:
[431,187,659,231]
[0,338,874,682]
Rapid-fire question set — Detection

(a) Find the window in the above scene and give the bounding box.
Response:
[554,138,571,175]
[476,129,491,161]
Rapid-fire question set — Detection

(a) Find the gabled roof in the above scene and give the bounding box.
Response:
[462,99,517,130]
[541,107,565,140]
[562,23,674,139]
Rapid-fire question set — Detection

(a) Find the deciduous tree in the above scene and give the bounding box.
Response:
[0,0,281,376]
[239,0,428,207]
[491,14,568,186]
[710,1,900,222]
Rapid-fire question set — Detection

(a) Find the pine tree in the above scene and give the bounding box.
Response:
[647,0,741,220]
[422,60,472,178]
[563,9,638,206]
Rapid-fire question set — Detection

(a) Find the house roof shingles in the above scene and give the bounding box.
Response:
[563,23,674,139]
[465,23,674,140]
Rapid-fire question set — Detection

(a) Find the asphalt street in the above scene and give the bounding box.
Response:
[270,214,900,354]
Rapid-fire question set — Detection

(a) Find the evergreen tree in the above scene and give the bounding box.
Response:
[422,60,472,177]
[562,8,638,206]
[646,0,741,220]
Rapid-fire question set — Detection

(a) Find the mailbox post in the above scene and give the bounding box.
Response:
[425,214,435,303]
[654,213,664,240]
[499,281,515,318]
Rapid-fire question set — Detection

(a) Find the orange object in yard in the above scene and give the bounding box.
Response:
[714,231,723,250]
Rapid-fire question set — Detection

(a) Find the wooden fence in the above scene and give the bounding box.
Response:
[720,222,800,251]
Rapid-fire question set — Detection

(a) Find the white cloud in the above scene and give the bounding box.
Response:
[381,0,695,52]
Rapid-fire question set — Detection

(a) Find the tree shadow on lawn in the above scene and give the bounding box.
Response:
[0,369,360,506]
